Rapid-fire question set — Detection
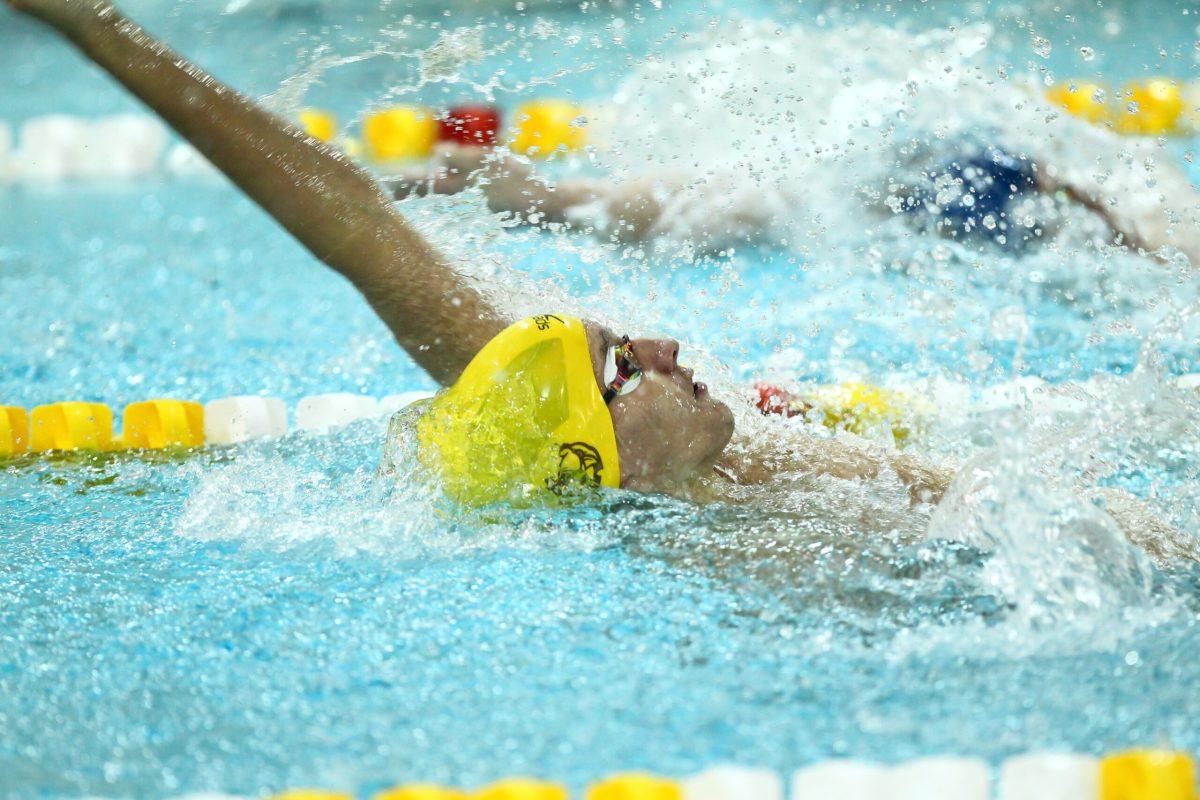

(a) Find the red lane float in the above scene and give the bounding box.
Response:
[438,104,501,147]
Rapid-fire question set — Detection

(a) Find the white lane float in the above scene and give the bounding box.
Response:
[203,396,288,445]
[165,141,222,178]
[295,392,380,431]
[791,760,888,799]
[0,122,12,184]
[998,752,1099,800]
[10,114,167,181]
[682,765,783,800]
[77,114,168,179]
[888,755,991,800]
[14,114,89,181]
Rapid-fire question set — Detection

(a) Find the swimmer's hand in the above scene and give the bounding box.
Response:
[387,142,599,227]
[387,143,498,200]
[7,0,112,32]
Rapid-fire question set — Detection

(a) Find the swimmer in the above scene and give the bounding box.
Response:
[11,0,1189,561]
[390,132,1200,265]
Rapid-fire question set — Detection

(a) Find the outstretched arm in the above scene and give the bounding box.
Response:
[720,428,954,505]
[12,0,505,385]
[387,143,670,242]
[1037,146,1200,268]
[387,144,603,227]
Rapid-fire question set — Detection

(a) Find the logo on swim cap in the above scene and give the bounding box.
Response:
[548,441,606,495]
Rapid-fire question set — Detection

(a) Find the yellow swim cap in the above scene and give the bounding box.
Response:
[416,315,620,506]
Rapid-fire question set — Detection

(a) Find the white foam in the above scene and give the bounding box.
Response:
[998,752,1099,800]
[378,390,436,416]
[1177,373,1200,391]
[594,19,1200,272]
[295,393,379,431]
[682,765,782,800]
[975,376,1049,412]
[203,396,288,445]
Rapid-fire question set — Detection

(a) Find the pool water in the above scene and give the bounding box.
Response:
[3,1,1200,797]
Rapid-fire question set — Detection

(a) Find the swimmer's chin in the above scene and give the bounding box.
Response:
[619,466,729,505]
[621,416,735,502]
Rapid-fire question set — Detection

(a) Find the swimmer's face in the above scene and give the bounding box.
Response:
[585,321,735,493]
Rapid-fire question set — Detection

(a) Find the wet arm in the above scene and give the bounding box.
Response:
[18,0,505,384]
[722,430,954,505]
[1038,155,1200,268]
[387,144,603,226]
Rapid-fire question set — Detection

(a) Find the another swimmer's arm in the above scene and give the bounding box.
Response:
[14,0,504,384]
[386,144,669,241]
[1086,487,1197,564]
[387,144,603,226]
[1039,160,1200,268]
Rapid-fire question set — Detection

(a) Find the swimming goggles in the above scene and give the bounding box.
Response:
[602,336,643,403]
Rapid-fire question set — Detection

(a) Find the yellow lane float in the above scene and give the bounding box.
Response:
[754,381,924,445]
[1048,77,1189,135]
[30,402,114,452]
[363,106,439,162]
[1045,80,1108,123]
[1117,78,1185,135]
[509,100,586,157]
[586,773,682,800]
[117,399,204,450]
[374,785,471,800]
[298,108,338,143]
[1,406,30,456]
[802,381,918,443]
[1100,749,1197,800]
[476,779,568,800]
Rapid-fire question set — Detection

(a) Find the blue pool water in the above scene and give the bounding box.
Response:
[3,1,1200,798]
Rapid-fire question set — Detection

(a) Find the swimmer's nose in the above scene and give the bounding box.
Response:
[631,337,680,375]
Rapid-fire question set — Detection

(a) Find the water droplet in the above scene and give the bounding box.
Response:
[1032,35,1052,58]
[1080,46,1095,61]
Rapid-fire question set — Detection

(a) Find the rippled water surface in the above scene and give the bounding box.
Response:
[3,0,1200,797]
